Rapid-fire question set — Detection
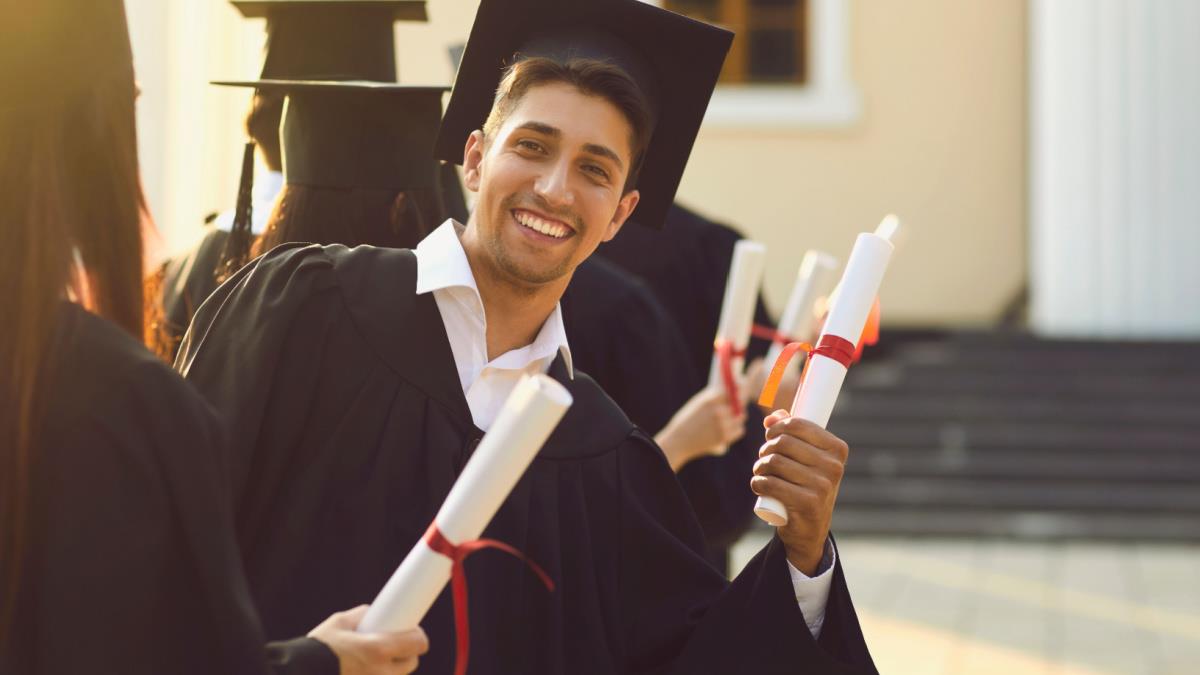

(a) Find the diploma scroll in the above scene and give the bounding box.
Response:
[755,218,899,526]
[763,250,839,373]
[359,374,573,632]
[708,239,768,422]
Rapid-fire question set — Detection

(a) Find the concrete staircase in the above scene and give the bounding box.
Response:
[829,331,1200,540]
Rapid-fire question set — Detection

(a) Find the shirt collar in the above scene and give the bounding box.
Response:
[414,220,574,378]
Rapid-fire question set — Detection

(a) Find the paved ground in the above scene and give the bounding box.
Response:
[730,531,1200,674]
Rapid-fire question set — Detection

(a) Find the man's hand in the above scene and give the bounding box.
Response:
[750,410,848,575]
[308,605,429,675]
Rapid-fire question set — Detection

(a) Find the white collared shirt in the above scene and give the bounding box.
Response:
[414,220,573,431]
[412,220,832,637]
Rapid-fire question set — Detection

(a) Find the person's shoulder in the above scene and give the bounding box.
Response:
[537,368,649,461]
[669,204,745,248]
[47,304,221,463]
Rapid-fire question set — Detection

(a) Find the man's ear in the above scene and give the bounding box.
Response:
[463,130,487,193]
[602,189,640,242]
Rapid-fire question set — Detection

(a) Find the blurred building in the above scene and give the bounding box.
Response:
[128,0,1198,339]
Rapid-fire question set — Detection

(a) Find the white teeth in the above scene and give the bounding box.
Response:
[515,210,569,239]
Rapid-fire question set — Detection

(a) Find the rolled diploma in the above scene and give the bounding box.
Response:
[754,231,895,527]
[763,250,839,371]
[358,374,573,632]
[707,239,768,393]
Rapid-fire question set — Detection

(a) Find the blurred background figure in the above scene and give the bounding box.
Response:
[126,0,1199,672]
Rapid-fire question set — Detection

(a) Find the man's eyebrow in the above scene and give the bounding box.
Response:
[515,121,560,137]
[583,143,625,171]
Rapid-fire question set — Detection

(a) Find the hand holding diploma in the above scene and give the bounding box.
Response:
[752,216,901,532]
[308,606,429,675]
[358,374,573,675]
[709,239,768,424]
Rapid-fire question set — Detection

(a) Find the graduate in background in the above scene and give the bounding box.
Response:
[598,202,782,573]
[0,2,429,673]
[152,0,426,360]
[176,0,876,671]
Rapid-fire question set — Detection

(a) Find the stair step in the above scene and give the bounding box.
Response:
[834,421,1200,453]
[837,478,1200,512]
[844,448,1200,482]
[848,364,1200,398]
[832,393,1200,427]
[831,507,1200,540]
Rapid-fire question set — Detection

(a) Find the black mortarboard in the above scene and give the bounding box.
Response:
[231,1,427,81]
[434,0,732,229]
[4,1,133,105]
[214,80,448,190]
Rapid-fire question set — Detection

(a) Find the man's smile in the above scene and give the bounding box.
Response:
[512,207,576,240]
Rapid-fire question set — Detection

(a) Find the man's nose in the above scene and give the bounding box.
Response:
[533,158,575,209]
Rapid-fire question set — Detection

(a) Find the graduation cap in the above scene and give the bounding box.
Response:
[433,0,732,229]
[4,1,133,105]
[214,80,449,190]
[231,0,427,82]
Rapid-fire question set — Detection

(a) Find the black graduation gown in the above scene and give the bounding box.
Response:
[594,207,778,572]
[559,257,699,436]
[3,303,334,675]
[155,226,230,360]
[597,204,775,376]
[560,257,759,573]
[177,243,876,674]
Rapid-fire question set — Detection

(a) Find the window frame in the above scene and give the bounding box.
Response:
[650,0,862,128]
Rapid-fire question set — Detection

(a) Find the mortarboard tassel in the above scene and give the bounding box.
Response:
[216,142,257,283]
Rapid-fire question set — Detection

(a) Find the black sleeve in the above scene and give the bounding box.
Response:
[612,433,877,674]
[265,638,339,675]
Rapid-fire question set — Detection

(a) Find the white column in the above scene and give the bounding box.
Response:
[1029,0,1200,339]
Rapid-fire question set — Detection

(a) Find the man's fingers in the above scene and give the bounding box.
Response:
[330,604,369,630]
[749,475,826,518]
[764,416,849,461]
[378,627,429,659]
[763,409,789,429]
[391,656,420,674]
[752,447,842,492]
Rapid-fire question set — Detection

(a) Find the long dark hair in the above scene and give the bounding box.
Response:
[0,70,147,643]
[253,183,446,256]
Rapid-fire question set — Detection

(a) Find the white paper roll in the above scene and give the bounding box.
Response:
[359,374,573,632]
[763,250,840,371]
[707,239,768,392]
[755,222,899,526]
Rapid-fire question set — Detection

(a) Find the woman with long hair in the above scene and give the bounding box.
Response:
[0,3,426,673]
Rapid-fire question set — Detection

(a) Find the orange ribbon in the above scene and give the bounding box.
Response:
[757,299,881,412]
[423,524,555,675]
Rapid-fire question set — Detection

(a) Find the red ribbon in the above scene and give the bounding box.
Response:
[423,523,555,675]
[750,323,801,345]
[713,339,747,417]
[757,334,859,410]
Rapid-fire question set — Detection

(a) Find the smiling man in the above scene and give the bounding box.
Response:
[177,0,876,672]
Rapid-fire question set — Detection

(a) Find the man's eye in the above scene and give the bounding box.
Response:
[517,139,545,153]
[583,164,610,180]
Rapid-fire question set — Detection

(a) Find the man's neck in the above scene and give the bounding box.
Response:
[457,223,568,361]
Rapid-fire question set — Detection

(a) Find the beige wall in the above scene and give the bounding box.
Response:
[158,0,1027,326]
[678,0,1028,326]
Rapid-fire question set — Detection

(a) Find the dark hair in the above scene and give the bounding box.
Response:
[0,70,147,642]
[482,56,652,191]
[253,183,447,256]
[245,91,285,172]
